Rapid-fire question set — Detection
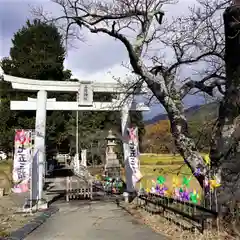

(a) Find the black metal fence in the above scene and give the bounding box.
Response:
[138,193,218,233]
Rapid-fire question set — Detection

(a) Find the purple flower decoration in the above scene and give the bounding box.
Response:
[194,168,201,177]
[180,190,190,201]
[156,184,160,191]
[156,184,167,196]
[159,187,168,196]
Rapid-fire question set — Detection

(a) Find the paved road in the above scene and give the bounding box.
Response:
[25,200,168,240]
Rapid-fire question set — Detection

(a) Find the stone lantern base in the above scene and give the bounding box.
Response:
[105,130,121,178]
[105,165,121,178]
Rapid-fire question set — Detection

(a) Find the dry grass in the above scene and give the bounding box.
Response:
[0,160,13,194]
[0,194,40,237]
[140,154,184,165]
[0,160,12,175]
[140,153,206,165]
[0,160,40,237]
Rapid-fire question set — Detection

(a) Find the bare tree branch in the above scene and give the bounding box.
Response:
[32,0,233,188]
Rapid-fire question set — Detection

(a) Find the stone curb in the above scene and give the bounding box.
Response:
[3,206,59,240]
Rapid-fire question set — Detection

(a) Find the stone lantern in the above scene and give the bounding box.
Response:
[105,130,120,178]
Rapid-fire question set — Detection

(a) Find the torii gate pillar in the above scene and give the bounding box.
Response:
[34,90,47,201]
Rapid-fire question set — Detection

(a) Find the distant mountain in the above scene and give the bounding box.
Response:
[144,102,219,125]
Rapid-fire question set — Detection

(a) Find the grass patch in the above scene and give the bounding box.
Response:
[140,154,184,165]
[140,153,206,165]
[0,160,12,176]
[0,230,10,237]
[0,160,13,193]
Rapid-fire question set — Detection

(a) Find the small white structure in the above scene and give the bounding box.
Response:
[2,74,149,204]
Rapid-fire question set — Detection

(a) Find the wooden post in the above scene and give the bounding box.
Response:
[66,176,69,202]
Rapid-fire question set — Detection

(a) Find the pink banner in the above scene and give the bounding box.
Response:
[12,130,32,193]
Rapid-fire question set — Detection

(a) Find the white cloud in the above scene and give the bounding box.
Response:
[71,63,131,83]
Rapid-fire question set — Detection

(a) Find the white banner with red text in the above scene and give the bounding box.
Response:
[127,127,142,187]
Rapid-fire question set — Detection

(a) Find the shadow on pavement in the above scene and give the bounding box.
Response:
[47,168,74,178]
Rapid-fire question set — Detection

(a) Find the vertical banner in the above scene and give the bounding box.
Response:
[12,129,32,193]
[81,149,87,167]
[127,127,142,187]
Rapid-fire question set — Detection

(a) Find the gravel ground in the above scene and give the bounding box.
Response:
[0,193,41,237]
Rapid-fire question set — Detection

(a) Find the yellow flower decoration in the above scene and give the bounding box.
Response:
[172,176,180,188]
[209,178,221,190]
[95,174,101,180]
[146,188,150,193]
[165,189,173,197]
[203,154,211,165]
[192,190,200,199]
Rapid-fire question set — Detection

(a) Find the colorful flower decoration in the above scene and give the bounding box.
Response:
[105,181,111,186]
[180,189,190,201]
[157,176,166,185]
[159,186,168,196]
[146,187,150,193]
[165,189,171,197]
[203,154,211,165]
[194,168,201,177]
[190,190,199,204]
[202,177,210,193]
[204,177,209,187]
[172,176,180,188]
[95,174,100,180]
[150,187,156,193]
[182,176,191,187]
[151,179,156,185]
[173,188,181,199]
[209,178,221,190]
[156,184,168,196]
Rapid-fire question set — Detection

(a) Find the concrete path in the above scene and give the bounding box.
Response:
[25,200,168,240]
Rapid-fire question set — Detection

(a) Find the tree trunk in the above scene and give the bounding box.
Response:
[210,5,240,209]
[144,77,207,187]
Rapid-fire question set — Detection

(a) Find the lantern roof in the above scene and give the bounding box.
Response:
[106,130,116,140]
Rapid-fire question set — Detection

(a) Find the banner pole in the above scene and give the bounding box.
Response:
[30,129,33,213]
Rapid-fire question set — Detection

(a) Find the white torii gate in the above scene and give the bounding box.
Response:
[3,74,149,204]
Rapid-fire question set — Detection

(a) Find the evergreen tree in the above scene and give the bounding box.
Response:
[1,19,66,80]
[0,19,72,154]
[0,18,145,161]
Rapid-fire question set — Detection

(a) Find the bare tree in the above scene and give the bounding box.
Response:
[34,0,240,206]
